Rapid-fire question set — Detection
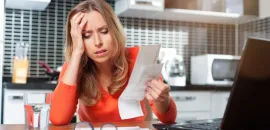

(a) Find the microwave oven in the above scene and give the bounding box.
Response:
[191,54,241,86]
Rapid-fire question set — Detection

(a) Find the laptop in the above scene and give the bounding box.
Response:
[153,37,270,130]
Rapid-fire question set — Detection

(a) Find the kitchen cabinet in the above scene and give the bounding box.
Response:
[259,0,270,18]
[3,88,52,124]
[115,0,258,24]
[153,91,230,121]
[211,92,230,118]
[170,91,212,121]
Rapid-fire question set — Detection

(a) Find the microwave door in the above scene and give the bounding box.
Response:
[212,59,239,81]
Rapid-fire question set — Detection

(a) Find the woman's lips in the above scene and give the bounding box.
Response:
[95,49,107,56]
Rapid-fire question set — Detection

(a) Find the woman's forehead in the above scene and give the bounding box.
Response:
[83,11,107,30]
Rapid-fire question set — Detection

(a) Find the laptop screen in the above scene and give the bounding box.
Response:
[221,37,270,130]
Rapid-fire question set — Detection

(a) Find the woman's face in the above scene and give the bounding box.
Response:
[81,10,114,64]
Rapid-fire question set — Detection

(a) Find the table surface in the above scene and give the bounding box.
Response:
[0,121,160,130]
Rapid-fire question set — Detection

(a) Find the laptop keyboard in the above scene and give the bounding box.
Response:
[180,122,220,130]
[179,119,221,130]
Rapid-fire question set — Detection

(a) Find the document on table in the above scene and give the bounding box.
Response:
[94,127,149,130]
[118,44,164,119]
[75,126,149,130]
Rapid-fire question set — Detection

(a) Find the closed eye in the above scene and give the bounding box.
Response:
[100,28,108,34]
[82,33,91,39]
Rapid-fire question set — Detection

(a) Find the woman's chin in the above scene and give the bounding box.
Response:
[92,57,111,65]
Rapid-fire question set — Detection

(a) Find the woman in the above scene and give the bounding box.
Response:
[50,0,177,125]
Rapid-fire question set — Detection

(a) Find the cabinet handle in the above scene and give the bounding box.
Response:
[134,0,159,7]
[172,96,196,101]
[8,96,23,101]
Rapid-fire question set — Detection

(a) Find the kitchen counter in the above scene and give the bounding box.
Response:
[170,85,232,91]
[2,82,232,91]
[2,82,57,90]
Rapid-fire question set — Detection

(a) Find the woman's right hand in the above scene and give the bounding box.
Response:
[70,12,88,55]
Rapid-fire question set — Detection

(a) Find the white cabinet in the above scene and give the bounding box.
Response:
[259,0,270,18]
[5,0,51,11]
[3,89,52,124]
[152,91,230,122]
[153,91,212,121]
[3,90,24,124]
[211,92,230,119]
[171,91,212,121]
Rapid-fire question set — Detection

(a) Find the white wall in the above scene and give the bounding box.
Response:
[259,0,270,18]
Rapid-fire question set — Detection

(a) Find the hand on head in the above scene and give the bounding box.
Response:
[70,12,87,55]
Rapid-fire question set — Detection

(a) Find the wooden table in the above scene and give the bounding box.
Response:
[0,121,160,130]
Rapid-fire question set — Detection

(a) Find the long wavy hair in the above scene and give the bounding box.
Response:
[65,0,129,105]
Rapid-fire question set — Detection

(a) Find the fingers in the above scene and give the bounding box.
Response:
[147,79,170,95]
[79,20,88,30]
[74,13,85,24]
[146,87,166,102]
[70,12,85,30]
[69,12,86,54]
[70,12,87,35]
[145,91,154,102]
[71,12,82,24]
[145,79,170,103]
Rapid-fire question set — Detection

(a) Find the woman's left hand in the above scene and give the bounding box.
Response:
[145,79,170,103]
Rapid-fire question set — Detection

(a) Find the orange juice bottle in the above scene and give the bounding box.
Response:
[12,42,29,84]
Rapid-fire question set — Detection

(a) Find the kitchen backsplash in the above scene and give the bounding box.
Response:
[238,17,270,55]
[3,0,238,83]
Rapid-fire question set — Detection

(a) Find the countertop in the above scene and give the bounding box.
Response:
[2,82,232,91]
[170,84,232,91]
[2,82,57,90]
[0,121,157,130]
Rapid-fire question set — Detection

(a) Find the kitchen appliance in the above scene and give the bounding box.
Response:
[159,48,186,86]
[38,61,60,83]
[191,54,240,86]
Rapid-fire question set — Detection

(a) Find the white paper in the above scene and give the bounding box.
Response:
[123,64,164,100]
[95,126,141,130]
[75,126,149,130]
[118,98,144,119]
[119,45,163,120]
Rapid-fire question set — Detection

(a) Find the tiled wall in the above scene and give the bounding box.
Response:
[3,0,81,77]
[238,17,270,55]
[3,0,237,83]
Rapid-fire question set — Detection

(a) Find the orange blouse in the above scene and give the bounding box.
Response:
[49,47,177,125]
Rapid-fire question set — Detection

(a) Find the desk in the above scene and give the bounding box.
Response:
[0,121,159,130]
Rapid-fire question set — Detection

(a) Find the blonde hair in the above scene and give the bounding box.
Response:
[65,0,129,105]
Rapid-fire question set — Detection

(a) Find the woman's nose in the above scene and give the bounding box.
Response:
[94,33,103,47]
